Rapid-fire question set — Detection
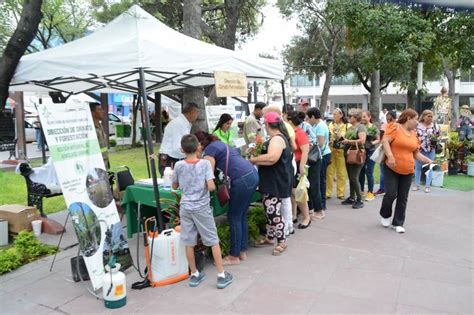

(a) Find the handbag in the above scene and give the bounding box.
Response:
[216,145,230,206]
[307,144,321,164]
[346,141,365,165]
[370,145,385,164]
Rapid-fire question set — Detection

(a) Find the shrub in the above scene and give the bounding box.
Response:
[14,231,57,263]
[0,248,22,275]
[109,139,117,147]
[0,231,57,275]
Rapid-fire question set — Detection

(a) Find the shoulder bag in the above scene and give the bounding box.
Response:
[346,141,365,165]
[307,143,321,165]
[370,144,385,164]
[217,145,230,206]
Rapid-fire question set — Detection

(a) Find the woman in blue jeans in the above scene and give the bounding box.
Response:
[414,110,440,193]
[359,111,380,201]
[195,131,258,265]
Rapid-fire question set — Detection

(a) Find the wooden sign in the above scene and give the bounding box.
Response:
[214,71,247,97]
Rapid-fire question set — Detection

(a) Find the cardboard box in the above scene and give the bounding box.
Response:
[0,204,41,234]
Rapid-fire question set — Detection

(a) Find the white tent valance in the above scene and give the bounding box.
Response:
[10,5,284,95]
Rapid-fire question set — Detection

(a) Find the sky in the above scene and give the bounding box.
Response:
[237,0,299,59]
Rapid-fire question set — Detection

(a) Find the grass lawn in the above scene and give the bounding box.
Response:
[442,174,474,191]
[0,145,156,215]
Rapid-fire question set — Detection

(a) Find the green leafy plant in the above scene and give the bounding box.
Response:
[248,205,266,241]
[345,129,357,140]
[0,231,57,275]
[0,247,22,275]
[109,139,117,147]
[464,154,474,163]
[447,132,463,165]
[216,223,231,257]
[14,231,57,263]
[366,125,378,138]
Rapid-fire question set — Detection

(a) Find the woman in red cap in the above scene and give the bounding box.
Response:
[250,112,293,256]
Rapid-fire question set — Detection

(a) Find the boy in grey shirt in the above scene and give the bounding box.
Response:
[172,134,233,289]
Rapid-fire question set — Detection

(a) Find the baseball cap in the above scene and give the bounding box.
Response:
[264,112,281,124]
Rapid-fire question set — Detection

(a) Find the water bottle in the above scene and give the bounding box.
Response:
[163,167,173,190]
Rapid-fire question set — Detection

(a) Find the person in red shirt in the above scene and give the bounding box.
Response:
[287,111,311,229]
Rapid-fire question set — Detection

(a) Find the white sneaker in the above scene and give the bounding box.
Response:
[381,217,391,228]
[394,226,405,233]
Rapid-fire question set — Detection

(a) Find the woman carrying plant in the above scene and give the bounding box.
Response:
[359,111,380,201]
[195,131,258,265]
[213,114,234,146]
[286,111,311,229]
[414,110,440,193]
[341,108,366,209]
[250,112,292,256]
[326,108,348,200]
[380,109,433,233]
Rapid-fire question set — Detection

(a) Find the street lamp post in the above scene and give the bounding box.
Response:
[416,61,423,114]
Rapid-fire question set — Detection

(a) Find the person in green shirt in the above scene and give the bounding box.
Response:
[213,114,234,145]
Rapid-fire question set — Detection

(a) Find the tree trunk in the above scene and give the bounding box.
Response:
[369,70,381,125]
[183,0,206,132]
[442,59,457,129]
[320,41,337,119]
[407,88,416,109]
[0,0,43,112]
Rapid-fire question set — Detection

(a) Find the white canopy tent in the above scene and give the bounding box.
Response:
[9,5,284,230]
[10,5,284,94]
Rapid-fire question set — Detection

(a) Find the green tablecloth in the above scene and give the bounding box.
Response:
[122,184,261,238]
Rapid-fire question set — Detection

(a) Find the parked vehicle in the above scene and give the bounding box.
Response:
[108,112,130,136]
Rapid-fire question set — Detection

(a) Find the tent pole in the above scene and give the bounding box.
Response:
[281,80,286,106]
[138,68,164,231]
[136,92,151,178]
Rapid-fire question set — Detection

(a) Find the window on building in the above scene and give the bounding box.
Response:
[382,103,407,112]
[459,96,474,107]
[460,69,473,83]
[331,73,356,85]
[290,74,316,87]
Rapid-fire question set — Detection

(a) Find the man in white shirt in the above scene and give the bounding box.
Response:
[159,103,199,175]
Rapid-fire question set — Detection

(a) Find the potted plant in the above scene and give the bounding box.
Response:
[464,154,474,176]
[366,125,378,144]
[446,132,463,175]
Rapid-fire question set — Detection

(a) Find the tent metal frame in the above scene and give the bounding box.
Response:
[12,67,287,232]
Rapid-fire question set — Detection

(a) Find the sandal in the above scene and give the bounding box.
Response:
[253,237,274,247]
[239,252,247,261]
[272,242,288,256]
[424,187,431,193]
[222,256,241,266]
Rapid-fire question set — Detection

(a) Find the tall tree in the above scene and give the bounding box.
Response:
[183,0,207,132]
[343,1,434,122]
[0,0,43,112]
[279,0,346,119]
[432,10,474,127]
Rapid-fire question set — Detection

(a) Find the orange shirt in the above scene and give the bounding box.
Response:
[384,123,419,175]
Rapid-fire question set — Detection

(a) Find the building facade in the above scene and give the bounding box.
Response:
[288,70,474,115]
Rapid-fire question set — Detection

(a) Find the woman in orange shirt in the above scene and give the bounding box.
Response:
[380,109,433,233]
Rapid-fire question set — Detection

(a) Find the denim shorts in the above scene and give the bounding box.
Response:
[179,206,219,247]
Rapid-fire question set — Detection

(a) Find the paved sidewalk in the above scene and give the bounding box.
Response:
[0,187,472,314]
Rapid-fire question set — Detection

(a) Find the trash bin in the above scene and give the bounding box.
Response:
[116,125,131,138]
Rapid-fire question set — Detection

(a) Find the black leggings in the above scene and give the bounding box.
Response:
[379,166,413,227]
[346,162,363,201]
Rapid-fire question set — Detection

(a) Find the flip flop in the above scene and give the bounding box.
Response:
[272,243,288,256]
